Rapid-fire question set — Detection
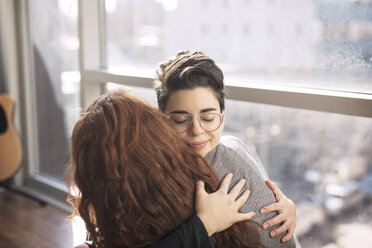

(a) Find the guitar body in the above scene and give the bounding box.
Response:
[0,94,22,181]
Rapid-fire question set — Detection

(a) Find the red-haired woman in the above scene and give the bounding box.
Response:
[66,89,264,248]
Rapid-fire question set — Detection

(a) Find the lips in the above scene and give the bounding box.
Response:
[187,141,208,149]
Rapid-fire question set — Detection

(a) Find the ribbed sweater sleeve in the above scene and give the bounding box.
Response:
[205,135,296,248]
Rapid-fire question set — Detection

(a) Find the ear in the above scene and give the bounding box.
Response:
[222,109,226,119]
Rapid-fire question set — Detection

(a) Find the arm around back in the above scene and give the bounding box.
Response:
[149,215,214,248]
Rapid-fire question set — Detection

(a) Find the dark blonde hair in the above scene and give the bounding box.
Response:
[154,51,225,112]
[66,89,262,248]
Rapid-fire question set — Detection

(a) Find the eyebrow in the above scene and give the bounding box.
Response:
[200,108,218,113]
[169,108,218,115]
[169,110,189,114]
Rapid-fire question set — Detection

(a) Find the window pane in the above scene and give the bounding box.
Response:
[224,99,372,246]
[106,0,372,93]
[29,0,79,181]
[106,83,158,106]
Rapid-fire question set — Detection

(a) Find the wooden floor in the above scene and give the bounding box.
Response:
[0,187,74,248]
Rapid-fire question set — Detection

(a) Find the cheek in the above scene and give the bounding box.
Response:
[208,127,223,148]
[176,132,188,143]
[206,132,219,150]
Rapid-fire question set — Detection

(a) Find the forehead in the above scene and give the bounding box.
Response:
[165,87,220,113]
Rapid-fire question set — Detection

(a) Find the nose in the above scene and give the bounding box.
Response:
[188,117,204,136]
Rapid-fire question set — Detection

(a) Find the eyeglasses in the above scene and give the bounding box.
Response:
[165,113,223,133]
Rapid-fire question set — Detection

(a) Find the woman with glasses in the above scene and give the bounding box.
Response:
[153,51,298,247]
[67,89,263,248]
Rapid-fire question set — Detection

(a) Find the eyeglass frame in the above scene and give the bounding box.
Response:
[164,112,224,133]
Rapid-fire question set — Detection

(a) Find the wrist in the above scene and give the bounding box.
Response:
[197,214,215,237]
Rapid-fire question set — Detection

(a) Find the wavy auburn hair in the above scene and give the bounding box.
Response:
[66,89,262,248]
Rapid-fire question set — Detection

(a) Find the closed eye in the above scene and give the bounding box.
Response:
[201,117,215,122]
[201,114,217,122]
[173,119,189,124]
[169,114,191,124]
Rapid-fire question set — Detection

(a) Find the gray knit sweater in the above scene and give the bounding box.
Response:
[205,135,296,248]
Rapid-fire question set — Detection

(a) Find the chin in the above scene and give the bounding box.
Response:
[197,148,209,157]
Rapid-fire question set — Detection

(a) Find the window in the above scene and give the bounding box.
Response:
[28,0,79,182]
[105,0,371,93]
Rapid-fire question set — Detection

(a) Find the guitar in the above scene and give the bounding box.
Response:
[0,94,22,181]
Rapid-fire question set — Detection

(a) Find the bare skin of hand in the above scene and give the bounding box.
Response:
[260,180,297,242]
[196,173,256,237]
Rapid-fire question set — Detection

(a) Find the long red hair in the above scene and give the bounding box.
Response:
[66,89,262,247]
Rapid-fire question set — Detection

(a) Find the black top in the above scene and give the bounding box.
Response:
[85,215,213,248]
[149,215,214,248]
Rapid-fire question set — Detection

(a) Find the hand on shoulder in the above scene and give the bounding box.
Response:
[196,173,255,236]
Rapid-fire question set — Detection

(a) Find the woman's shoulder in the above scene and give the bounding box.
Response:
[206,135,249,162]
[205,135,255,176]
[219,135,253,162]
[217,135,269,179]
[220,135,246,149]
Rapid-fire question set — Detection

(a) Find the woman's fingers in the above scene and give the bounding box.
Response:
[262,179,297,242]
[265,179,283,200]
[238,211,255,222]
[219,173,233,193]
[260,202,281,214]
[281,226,295,242]
[235,189,250,208]
[229,178,246,197]
[263,214,285,230]
[195,174,255,236]
[269,222,288,238]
